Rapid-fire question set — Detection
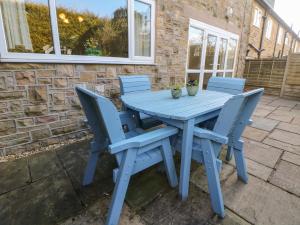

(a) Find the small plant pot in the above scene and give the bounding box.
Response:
[186,86,199,96]
[171,89,182,99]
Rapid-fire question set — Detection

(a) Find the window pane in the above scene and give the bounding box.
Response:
[187,73,200,84]
[203,73,213,89]
[134,0,151,57]
[205,35,217,70]
[216,72,224,77]
[218,38,227,70]
[1,0,54,54]
[225,72,233,77]
[226,39,237,70]
[188,27,204,69]
[56,0,128,57]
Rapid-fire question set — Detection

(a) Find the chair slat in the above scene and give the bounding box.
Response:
[207,77,245,95]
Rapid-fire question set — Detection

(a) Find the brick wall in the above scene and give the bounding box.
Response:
[0,0,251,156]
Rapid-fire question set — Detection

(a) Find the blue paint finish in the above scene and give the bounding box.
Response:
[119,75,161,129]
[75,86,178,225]
[207,77,246,95]
[121,87,264,218]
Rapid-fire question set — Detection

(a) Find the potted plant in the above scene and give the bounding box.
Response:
[186,79,199,96]
[171,84,182,99]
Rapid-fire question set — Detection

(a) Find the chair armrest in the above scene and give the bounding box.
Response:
[194,127,228,145]
[109,126,178,154]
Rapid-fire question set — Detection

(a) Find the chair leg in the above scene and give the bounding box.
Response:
[105,148,137,225]
[226,146,233,161]
[161,139,178,188]
[233,142,248,183]
[201,139,225,218]
[82,141,102,186]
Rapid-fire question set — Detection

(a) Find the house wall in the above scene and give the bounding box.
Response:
[0,0,252,156]
[248,0,299,59]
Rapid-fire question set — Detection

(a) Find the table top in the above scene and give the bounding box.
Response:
[121,89,233,121]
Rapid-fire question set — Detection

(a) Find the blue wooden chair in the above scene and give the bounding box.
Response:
[203,77,247,160]
[177,88,264,218]
[207,77,246,95]
[119,75,162,129]
[75,86,178,225]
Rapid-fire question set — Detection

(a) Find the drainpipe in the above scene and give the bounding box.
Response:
[272,24,280,58]
[281,31,288,58]
[258,11,268,59]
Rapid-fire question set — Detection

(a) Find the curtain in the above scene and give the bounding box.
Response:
[0,0,32,51]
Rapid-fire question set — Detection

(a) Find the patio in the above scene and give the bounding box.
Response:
[0,94,299,225]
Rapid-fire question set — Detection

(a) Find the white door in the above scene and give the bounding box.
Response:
[186,19,239,89]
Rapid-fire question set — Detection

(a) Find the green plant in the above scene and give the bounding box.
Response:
[171,84,183,90]
[186,79,199,87]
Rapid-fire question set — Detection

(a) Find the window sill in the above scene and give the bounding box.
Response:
[0,55,156,65]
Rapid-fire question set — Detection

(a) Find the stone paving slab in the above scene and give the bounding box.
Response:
[277,122,300,135]
[0,172,83,225]
[243,139,282,168]
[267,110,295,123]
[269,160,300,197]
[61,199,145,225]
[223,173,300,225]
[250,116,279,132]
[263,137,300,155]
[139,184,214,225]
[269,129,300,146]
[242,127,269,142]
[206,209,252,225]
[0,158,30,195]
[28,150,63,181]
[253,108,273,118]
[292,116,300,125]
[190,163,235,193]
[282,152,300,166]
[268,99,298,108]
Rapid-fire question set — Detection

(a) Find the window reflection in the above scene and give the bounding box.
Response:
[188,27,204,70]
[226,39,237,69]
[218,38,227,70]
[203,73,213,89]
[134,0,151,57]
[1,0,54,54]
[56,0,128,57]
[205,35,217,70]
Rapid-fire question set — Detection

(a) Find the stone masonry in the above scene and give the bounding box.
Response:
[0,0,252,156]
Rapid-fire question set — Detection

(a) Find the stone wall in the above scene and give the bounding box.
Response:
[0,0,251,156]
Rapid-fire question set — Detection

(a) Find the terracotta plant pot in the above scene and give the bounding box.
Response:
[171,89,182,99]
[186,86,199,96]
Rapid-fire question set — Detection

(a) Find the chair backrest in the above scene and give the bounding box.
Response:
[207,77,246,95]
[119,75,151,95]
[75,86,126,147]
[213,88,264,141]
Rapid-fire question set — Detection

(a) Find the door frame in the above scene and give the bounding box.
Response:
[185,19,240,88]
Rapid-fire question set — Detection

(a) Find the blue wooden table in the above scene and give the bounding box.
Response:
[121,89,233,201]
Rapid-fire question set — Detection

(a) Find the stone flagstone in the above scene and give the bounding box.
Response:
[269,129,300,146]
[244,139,282,168]
[269,160,300,197]
[250,116,279,132]
[242,127,269,142]
[267,110,295,123]
[277,122,300,135]
[263,137,300,155]
[223,173,300,225]
[282,152,300,166]
[0,158,30,195]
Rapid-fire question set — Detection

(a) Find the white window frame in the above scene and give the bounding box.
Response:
[285,35,289,46]
[185,19,239,88]
[265,18,273,40]
[0,0,155,64]
[253,8,262,28]
[277,27,283,44]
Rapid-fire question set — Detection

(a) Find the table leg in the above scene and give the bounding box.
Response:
[179,119,195,201]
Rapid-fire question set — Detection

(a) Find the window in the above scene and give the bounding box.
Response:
[226,39,237,70]
[0,0,155,63]
[187,26,204,70]
[277,27,283,44]
[265,19,273,40]
[285,36,289,46]
[253,8,262,28]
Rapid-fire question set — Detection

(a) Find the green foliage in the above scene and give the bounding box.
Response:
[186,79,199,87]
[20,3,129,56]
[171,83,183,90]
